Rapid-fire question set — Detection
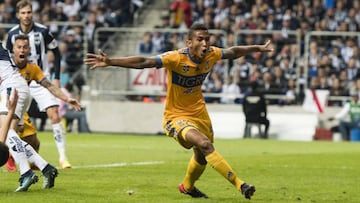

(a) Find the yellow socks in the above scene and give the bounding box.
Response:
[205,151,244,190]
[182,155,206,191]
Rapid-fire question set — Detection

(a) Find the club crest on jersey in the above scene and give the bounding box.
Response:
[183,65,189,73]
[205,61,210,70]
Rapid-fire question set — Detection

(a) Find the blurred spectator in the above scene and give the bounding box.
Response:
[273,66,287,93]
[85,11,104,53]
[213,0,229,29]
[203,71,223,103]
[56,0,81,19]
[328,77,348,107]
[137,32,154,54]
[59,84,91,133]
[345,57,360,82]
[169,0,192,28]
[221,75,241,104]
[283,79,297,105]
[329,46,346,73]
[155,14,171,28]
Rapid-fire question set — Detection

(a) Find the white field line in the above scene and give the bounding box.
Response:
[70,161,165,169]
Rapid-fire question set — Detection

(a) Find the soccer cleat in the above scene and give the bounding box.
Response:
[241,183,256,200]
[59,160,72,169]
[179,183,208,198]
[5,156,17,172]
[42,165,58,189]
[15,171,39,192]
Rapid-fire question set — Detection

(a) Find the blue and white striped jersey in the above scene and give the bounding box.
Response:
[6,22,59,78]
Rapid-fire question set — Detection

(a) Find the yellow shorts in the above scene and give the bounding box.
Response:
[162,114,213,149]
[18,112,37,138]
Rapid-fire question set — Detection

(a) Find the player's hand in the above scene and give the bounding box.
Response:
[84,49,110,70]
[7,88,18,114]
[67,98,82,111]
[259,40,274,52]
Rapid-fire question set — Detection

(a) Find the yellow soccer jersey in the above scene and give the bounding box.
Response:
[17,63,47,84]
[155,46,223,120]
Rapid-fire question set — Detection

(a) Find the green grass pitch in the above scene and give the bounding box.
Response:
[1,132,359,203]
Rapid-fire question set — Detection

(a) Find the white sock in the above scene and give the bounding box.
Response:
[52,122,67,161]
[24,143,48,171]
[5,129,31,175]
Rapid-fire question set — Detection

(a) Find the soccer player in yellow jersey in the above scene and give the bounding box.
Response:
[13,34,81,113]
[11,34,81,172]
[84,23,274,200]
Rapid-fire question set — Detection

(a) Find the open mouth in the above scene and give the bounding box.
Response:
[19,54,25,58]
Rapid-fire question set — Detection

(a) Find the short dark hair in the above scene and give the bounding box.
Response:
[0,142,9,167]
[188,23,208,39]
[16,0,32,13]
[15,34,29,41]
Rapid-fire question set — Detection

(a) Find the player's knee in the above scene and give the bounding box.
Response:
[32,139,40,152]
[47,110,61,123]
[197,139,214,155]
[22,135,41,152]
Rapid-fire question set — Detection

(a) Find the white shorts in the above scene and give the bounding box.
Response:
[29,81,59,112]
[0,74,30,125]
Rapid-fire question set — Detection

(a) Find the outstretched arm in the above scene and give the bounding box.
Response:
[222,40,274,60]
[40,79,82,111]
[0,89,18,143]
[84,49,159,70]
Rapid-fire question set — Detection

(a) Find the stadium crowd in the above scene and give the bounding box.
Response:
[140,0,360,106]
[0,0,144,98]
[2,0,360,107]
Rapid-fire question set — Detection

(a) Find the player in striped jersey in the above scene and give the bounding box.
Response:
[85,23,273,200]
[0,42,58,192]
[6,0,71,169]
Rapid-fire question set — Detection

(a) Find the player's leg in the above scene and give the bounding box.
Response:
[184,128,255,199]
[0,87,38,191]
[47,106,71,168]
[162,118,208,198]
[30,86,71,168]
[20,112,58,188]
[5,128,38,192]
[19,112,40,152]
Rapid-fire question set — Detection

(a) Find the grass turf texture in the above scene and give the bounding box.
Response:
[1,132,359,203]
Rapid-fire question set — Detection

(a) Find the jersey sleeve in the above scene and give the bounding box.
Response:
[33,64,47,83]
[155,51,180,70]
[211,46,224,60]
[43,29,58,49]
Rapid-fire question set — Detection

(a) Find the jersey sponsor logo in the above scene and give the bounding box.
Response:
[34,33,41,45]
[172,72,208,88]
